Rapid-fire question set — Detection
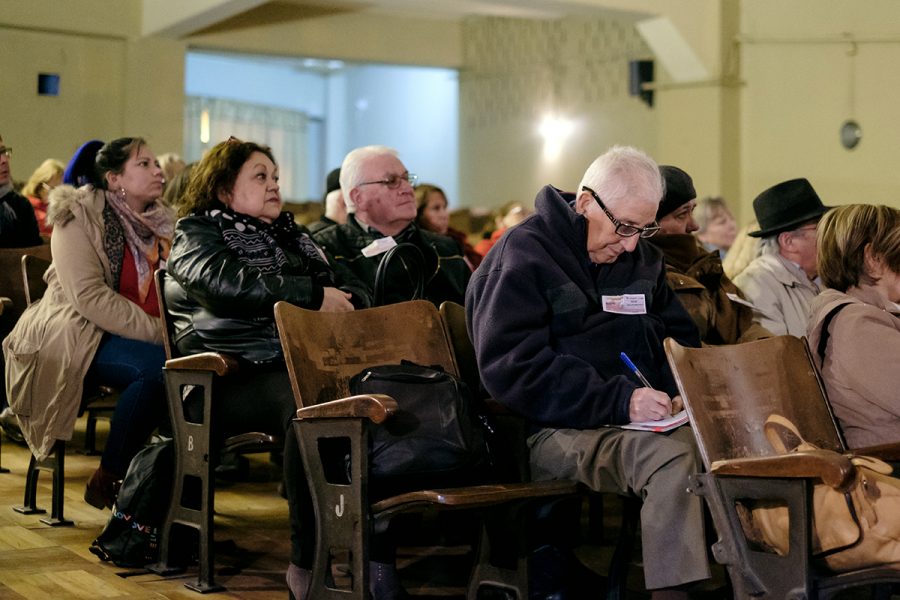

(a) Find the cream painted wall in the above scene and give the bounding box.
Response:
[739,0,900,218]
[458,15,658,209]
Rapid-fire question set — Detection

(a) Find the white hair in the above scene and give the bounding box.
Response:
[576,145,664,211]
[340,145,398,212]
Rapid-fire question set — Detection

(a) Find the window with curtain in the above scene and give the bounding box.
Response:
[184,96,311,201]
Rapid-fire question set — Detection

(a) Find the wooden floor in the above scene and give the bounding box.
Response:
[0,415,645,600]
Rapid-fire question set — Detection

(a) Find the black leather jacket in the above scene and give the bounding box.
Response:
[165,214,370,364]
[313,215,470,307]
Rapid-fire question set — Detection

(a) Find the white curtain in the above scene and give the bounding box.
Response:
[184,96,310,201]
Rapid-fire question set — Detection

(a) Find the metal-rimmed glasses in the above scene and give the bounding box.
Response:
[358,172,417,189]
[582,186,660,238]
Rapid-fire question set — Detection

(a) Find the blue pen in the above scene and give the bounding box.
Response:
[619,352,654,389]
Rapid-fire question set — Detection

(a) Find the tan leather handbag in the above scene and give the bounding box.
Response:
[749,414,900,572]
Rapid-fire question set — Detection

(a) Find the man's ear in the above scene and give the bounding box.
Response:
[777,230,793,251]
[864,243,884,278]
[349,187,364,211]
[574,190,593,215]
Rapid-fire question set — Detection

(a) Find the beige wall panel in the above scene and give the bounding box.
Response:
[0,28,126,178]
[0,0,138,37]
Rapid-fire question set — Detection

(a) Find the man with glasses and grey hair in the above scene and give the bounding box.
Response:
[313,145,469,306]
[467,146,710,599]
[0,134,42,248]
[734,178,828,336]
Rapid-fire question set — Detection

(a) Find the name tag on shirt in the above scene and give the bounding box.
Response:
[361,236,397,258]
[601,294,647,315]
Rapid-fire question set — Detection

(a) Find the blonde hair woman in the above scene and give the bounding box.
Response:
[22,158,65,235]
[807,204,900,447]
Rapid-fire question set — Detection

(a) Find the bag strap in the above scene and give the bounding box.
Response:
[816,302,852,363]
[764,413,811,454]
[373,242,425,306]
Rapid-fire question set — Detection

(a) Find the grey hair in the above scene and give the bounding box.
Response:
[340,145,398,212]
[758,235,780,255]
[577,145,664,211]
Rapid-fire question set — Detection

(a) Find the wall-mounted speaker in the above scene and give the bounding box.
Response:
[629,60,654,107]
[38,73,60,96]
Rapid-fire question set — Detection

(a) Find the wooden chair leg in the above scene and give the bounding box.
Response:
[0,435,9,474]
[12,441,73,526]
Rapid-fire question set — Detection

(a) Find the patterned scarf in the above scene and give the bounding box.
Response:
[104,189,175,302]
[207,206,335,284]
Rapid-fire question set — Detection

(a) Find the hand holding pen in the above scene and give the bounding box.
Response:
[620,352,679,421]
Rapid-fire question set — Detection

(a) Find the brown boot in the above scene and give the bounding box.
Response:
[84,465,122,510]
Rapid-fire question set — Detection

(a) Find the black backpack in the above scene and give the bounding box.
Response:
[89,439,174,568]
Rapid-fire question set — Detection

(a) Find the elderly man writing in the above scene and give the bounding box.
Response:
[466,146,709,598]
[313,145,469,306]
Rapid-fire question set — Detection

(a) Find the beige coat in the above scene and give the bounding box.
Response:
[807,285,900,448]
[2,186,162,461]
[733,252,820,337]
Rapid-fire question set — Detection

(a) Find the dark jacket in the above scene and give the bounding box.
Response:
[165,214,370,364]
[466,185,700,430]
[0,187,42,247]
[312,214,470,306]
[649,233,771,345]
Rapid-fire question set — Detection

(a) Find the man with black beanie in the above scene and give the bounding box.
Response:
[649,165,770,344]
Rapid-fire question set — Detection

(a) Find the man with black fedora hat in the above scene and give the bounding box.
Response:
[734,177,829,336]
[649,165,771,344]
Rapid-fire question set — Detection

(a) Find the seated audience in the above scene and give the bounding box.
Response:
[22,158,65,235]
[63,139,105,186]
[157,152,185,191]
[649,166,770,344]
[163,137,369,600]
[722,220,761,279]
[313,145,470,306]
[807,204,900,448]
[694,196,737,259]
[308,167,347,234]
[415,183,482,269]
[473,199,530,257]
[734,178,828,336]
[467,145,709,599]
[3,137,173,510]
[161,161,195,210]
[0,133,42,247]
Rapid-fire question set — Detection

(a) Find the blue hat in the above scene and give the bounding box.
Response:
[63,139,104,186]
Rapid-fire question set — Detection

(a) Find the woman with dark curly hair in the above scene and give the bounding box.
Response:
[164,137,370,599]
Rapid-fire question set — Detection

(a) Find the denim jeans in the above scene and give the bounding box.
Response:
[85,334,167,476]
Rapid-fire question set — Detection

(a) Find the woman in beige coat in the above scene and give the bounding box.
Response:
[3,137,173,510]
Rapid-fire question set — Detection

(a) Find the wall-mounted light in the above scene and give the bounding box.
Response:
[538,113,574,160]
[200,109,210,144]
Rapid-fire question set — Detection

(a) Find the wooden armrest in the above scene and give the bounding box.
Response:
[710,449,856,491]
[372,480,580,514]
[223,431,281,454]
[295,394,398,424]
[0,297,11,315]
[165,352,240,376]
[852,441,900,463]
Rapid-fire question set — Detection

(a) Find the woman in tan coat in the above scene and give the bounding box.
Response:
[3,137,173,510]
[808,204,900,448]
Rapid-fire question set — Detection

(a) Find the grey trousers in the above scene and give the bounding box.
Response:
[528,425,711,590]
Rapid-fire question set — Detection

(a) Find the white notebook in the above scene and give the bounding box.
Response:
[618,410,689,433]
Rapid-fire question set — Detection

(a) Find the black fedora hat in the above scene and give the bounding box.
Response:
[749,178,829,238]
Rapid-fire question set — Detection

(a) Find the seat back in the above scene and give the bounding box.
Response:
[21,255,50,306]
[0,244,51,319]
[664,335,845,470]
[274,299,458,410]
[153,269,177,360]
[438,301,481,399]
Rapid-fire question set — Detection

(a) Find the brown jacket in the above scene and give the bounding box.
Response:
[2,186,162,461]
[650,234,771,345]
[807,285,900,448]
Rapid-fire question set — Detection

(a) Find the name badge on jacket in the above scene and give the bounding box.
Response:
[601,294,647,315]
